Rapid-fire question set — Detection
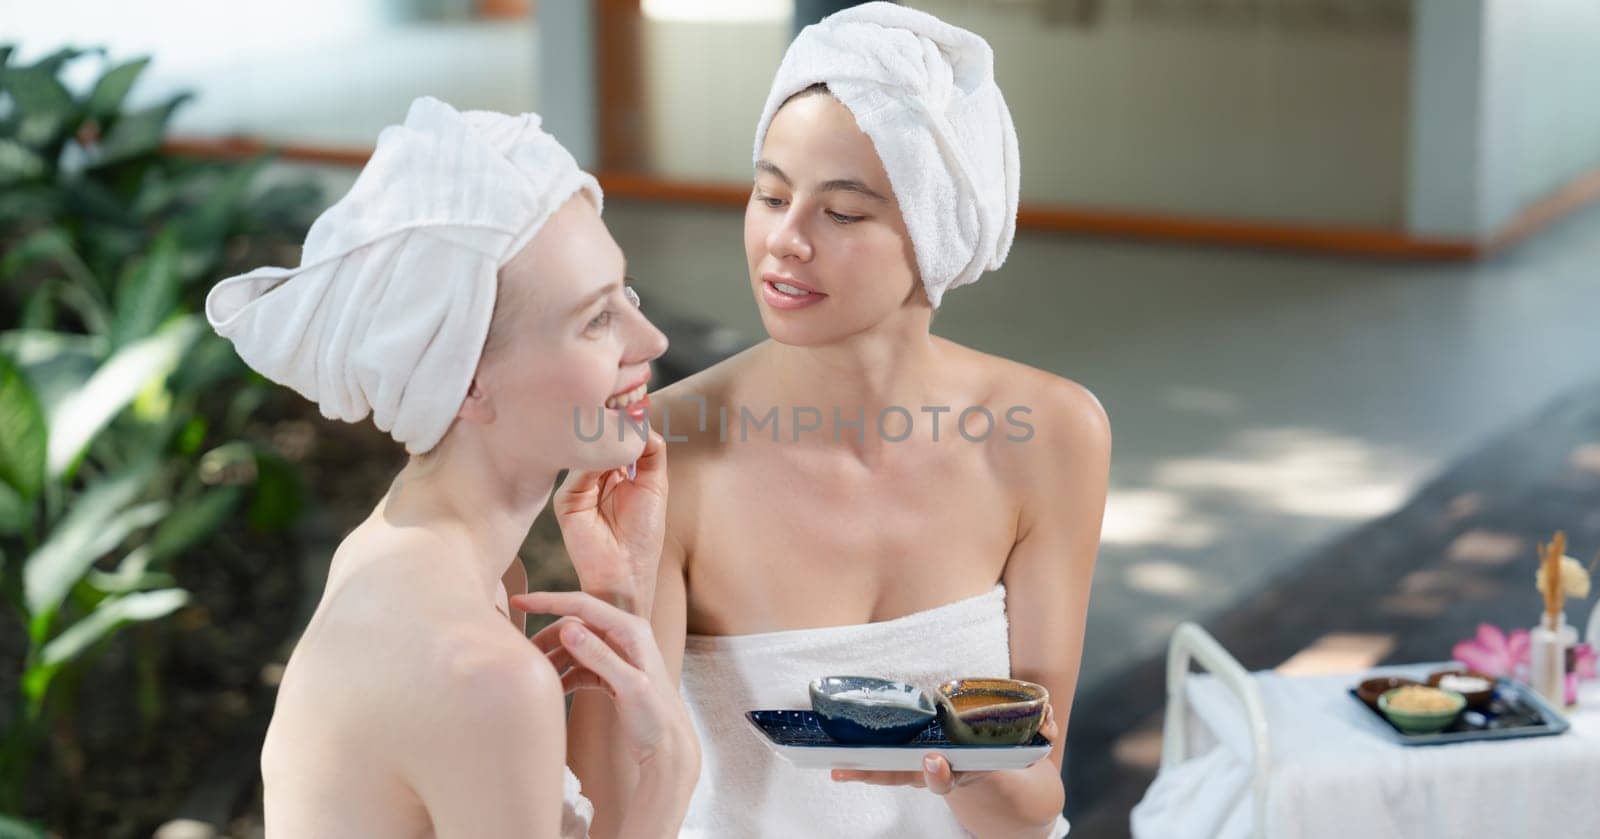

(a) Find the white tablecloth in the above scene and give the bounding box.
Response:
[1131,664,1600,839]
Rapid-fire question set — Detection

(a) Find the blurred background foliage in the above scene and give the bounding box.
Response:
[0,45,322,837]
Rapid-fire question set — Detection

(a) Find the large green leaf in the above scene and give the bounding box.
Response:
[168,332,246,395]
[0,480,27,537]
[0,138,48,186]
[23,587,189,717]
[18,282,55,331]
[21,456,156,631]
[5,62,76,151]
[149,485,241,561]
[0,355,47,503]
[0,812,48,839]
[0,182,61,223]
[85,546,174,594]
[38,588,189,668]
[46,316,201,479]
[109,228,180,349]
[130,166,179,219]
[24,46,93,78]
[0,330,104,420]
[80,501,166,570]
[83,56,151,120]
[64,176,133,226]
[248,450,304,532]
[0,226,75,280]
[177,157,264,251]
[91,93,192,168]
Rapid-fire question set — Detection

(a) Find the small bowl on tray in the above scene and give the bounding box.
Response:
[809,676,937,745]
[934,678,1049,746]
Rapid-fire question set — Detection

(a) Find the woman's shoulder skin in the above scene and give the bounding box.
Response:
[652,344,759,448]
[950,338,1111,513]
[263,529,568,838]
[944,338,1110,455]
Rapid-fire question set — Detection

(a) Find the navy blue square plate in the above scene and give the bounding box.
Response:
[745,710,1051,771]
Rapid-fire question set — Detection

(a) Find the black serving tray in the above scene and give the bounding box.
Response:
[1348,678,1571,746]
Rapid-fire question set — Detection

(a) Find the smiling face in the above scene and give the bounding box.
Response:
[744,90,923,346]
[458,193,668,472]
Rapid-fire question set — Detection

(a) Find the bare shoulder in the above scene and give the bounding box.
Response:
[937,340,1109,449]
[416,617,562,720]
[653,342,763,451]
[309,531,560,714]
[936,341,1110,492]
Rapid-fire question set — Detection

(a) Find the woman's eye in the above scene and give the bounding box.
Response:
[758,195,785,208]
[585,310,613,332]
[827,210,864,224]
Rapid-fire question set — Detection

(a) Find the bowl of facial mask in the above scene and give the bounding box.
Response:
[934,678,1049,746]
[809,676,937,745]
[1426,669,1496,709]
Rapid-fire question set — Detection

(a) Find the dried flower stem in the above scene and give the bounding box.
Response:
[1542,532,1566,621]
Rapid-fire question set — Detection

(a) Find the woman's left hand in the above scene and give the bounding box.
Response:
[553,427,667,615]
[830,703,1059,794]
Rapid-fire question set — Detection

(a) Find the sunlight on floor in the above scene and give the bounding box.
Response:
[1274,632,1397,675]
[1152,427,1429,519]
[1125,560,1215,598]
[1101,489,1218,548]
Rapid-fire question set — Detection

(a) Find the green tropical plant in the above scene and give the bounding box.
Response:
[0,45,319,825]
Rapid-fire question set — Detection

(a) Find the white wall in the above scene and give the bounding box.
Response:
[0,0,537,148]
[1409,0,1600,240]
[641,1,1412,227]
[1498,0,1600,220]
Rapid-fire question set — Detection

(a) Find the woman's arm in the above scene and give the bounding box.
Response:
[833,380,1110,838]
[560,537,692,838]
[953,380,1109,836]
[560,425,697,839]
[402,634,568,838]
[520,586,698,839]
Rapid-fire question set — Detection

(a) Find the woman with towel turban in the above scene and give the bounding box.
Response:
[567,4,1107,837]
[206,97,697,837]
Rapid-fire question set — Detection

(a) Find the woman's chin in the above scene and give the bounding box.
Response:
[567,439,645,473]
[759,312,837,347]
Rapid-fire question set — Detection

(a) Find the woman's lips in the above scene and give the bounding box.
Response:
[620,394,649,422]
[605,379,650,422]
[761,276,828,310]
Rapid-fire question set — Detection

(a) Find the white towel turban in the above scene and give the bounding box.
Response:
[205,96,601,455]
[752,2,1020,308]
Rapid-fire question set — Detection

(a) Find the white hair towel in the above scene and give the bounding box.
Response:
[753,2,1020,308]
[205,96,601,454]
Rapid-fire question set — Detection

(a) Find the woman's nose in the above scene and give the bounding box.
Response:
[767,210,813,262]
[623,300,669,365]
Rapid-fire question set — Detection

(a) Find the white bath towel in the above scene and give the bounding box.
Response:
[205,96,601,454]
[560,765,594,839]
[753,2,1021,308]
[678,584,1070,837]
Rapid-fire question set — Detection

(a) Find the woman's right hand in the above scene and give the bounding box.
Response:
[551,429,668,616]
[512,590,699,774]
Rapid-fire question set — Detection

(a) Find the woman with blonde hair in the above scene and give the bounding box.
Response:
[206,97,697,838]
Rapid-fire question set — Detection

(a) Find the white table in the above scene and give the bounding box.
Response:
[1131,624,1600,839]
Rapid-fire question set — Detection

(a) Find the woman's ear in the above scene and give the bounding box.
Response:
[456,378,497,424]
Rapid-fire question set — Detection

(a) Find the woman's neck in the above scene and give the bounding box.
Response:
[378,437,556,604]
[758,314,946,460]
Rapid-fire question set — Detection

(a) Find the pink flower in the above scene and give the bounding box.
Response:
[1451,623,1532,680]
[1563,644,1595,705]
[1575,643,1597,681]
